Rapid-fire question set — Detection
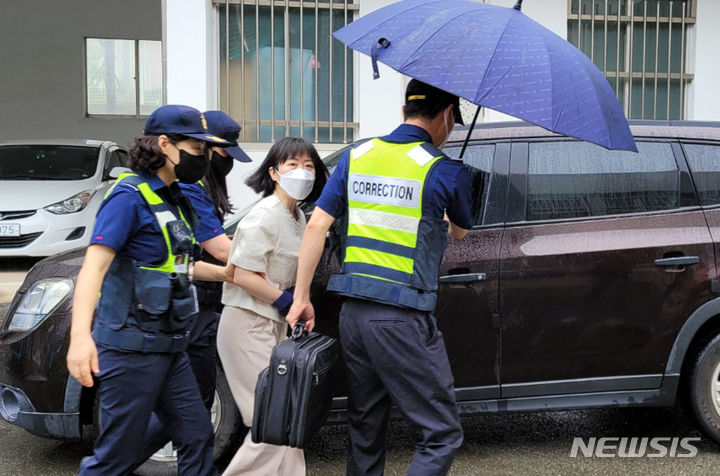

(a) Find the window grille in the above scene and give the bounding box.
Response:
[215,0,358,143]
[568,0,695,120]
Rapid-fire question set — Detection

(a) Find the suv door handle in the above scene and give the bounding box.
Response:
[439,273,487,283]
[654,256,700,267]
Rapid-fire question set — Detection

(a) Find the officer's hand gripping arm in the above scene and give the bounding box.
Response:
[193,261,232,282]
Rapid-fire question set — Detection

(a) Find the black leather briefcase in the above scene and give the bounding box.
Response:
[252,323,339,448]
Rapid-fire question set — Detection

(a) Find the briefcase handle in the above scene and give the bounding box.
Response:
[291,322,307,340]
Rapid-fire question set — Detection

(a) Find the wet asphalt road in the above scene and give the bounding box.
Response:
[0,390,720,476]
[2,264,720,475]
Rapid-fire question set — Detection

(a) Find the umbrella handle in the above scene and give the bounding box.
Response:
[459,106,482,159]
[372,38,391,79]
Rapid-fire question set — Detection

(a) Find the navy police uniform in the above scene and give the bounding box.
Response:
[134,181,227,468]
[178,181,225,408]
[78,171,216,476]
[131,108,250,470]
[316,123,473,475]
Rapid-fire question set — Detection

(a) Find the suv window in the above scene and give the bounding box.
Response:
[526,141,679,221]
[444,144,494,226]
[683,143,720,206]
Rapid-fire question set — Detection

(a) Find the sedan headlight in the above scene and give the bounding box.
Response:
[44,190,95,214]
[8,278,74,331]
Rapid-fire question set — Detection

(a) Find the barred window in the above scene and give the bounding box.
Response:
[568,0,695,120]
[216,1,357,144]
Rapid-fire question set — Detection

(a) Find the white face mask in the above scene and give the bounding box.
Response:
[277,168,315,200]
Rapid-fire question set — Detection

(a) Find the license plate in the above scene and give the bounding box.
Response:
[0,224,20,237]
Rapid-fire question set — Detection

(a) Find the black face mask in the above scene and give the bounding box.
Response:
[210,151,234,178]
[173,148,208,184]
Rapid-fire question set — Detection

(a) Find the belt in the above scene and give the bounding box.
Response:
[92,323,190,353]
[327,273,437,311]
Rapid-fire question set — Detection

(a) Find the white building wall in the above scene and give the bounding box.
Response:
[163,0,574,209]
[690,0,720,121]
[165,0,257,209]
[165,0,720,133]
[356,0,407,139]
[164,0,215,110]
[355,0,570,128]
[164,0,719,210]
[481,0,567,122]
[163,0,577,140]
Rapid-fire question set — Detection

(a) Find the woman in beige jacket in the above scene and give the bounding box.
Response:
[218,137,328,476]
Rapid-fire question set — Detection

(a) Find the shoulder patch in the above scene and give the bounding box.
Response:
[408,144,436,167]
[119,182,139,192]
[105,182,139,197]
[115,173,144,188]
[352,140,374,160]
[420,142,451,160]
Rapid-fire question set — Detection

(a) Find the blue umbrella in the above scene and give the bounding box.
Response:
[333,0,637,152]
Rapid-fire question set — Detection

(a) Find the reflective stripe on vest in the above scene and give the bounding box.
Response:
[104,172,195,273]
[344,139,442,284]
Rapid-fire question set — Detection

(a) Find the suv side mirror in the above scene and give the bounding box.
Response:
[106,166,131,181]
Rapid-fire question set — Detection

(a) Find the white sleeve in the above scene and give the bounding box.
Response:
[229,207,277,273]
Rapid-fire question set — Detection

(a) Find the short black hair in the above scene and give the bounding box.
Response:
[128,134,186,174]
[403,79,463,124]
[245,137,329,204]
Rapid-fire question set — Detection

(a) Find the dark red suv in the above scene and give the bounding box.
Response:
[2,121,720,473]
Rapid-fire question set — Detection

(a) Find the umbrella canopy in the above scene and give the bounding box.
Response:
[333,0,637,152]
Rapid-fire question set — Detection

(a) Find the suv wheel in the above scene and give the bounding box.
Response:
[686,334,720,443]
[132,365,242,476]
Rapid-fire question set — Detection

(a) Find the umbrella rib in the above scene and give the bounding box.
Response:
[399,5,487,76]
[473,11,519,103]
[476,57,520,104]
[348,0,447,49]
[553,96,568,130]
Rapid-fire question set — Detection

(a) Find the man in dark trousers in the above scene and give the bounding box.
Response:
[286,79,473,476]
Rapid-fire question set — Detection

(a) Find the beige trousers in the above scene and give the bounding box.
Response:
[217,305,305,476]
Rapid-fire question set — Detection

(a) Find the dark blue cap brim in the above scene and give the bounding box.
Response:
[183,133,232,146]
[225,145,252,162]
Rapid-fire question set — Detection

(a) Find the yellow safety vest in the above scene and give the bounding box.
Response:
[328,139,449,311]
[105,172,195,273]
